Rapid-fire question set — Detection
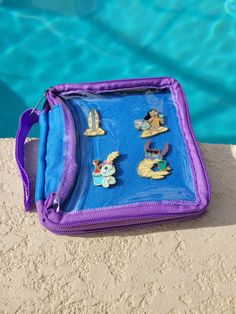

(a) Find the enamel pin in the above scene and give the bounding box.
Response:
[84,109,105,136]
[137,142,171,179]
[134,108,168,138]
[92,152,119,188]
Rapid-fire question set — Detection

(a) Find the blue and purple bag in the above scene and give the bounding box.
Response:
[15,78,210,235]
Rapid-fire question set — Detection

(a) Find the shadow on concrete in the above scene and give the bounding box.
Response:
[24,139,38,204]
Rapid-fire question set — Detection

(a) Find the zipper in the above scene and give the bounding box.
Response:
[54,85,164,210]
[56,101,83,211]
[41,80,211,234]
[42,209,206,234]
[55,101,78,206]
[57,85,211,208]
[178,87,211,203]
[55,85,194,211]
[59,85,165,98]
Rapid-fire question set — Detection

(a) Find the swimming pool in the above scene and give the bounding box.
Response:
[0,0,236,143]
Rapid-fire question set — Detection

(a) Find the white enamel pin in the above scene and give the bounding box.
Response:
[137,142,171,179]
[84,109,105,136]
[134,108,168,138]
[92,152,119,188]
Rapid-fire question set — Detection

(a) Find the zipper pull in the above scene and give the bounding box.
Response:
[54,199,61,213]
[30,88,50,115]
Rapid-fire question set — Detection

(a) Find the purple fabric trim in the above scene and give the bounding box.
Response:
[35,77,210,233]
[15,109,39,211]
[36,199,205,234]
[43,198,206,224]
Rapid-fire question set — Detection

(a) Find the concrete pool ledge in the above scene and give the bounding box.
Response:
[0,138,236,313]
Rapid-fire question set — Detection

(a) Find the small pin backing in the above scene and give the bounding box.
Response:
[84,109,105,136]
[137,142,171,179]
[134,108,168,138]
[92,152,119,188]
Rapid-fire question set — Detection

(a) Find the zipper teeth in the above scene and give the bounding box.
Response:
[56,102,78,205]
[58,101,82,210]
[60,85,165,97]
[43,209,205,231]
[179,88,211,201]
[50,77,172,96]
[189,123,211,200]
[44,210,206,234]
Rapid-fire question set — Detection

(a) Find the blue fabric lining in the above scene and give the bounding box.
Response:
[35,112,48,201]
[44,106,65,199]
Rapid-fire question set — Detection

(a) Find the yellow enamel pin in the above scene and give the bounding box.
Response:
[134,108,168,138]
[137,142,171,179]
[84,109,105,136]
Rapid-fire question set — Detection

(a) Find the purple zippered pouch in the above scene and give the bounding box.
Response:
[15,77,210,235]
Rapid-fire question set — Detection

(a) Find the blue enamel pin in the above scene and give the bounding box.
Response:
[92,152,119,188]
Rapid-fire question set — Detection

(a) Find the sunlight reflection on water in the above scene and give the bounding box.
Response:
[0,1,236,143]
[225,0,236,17]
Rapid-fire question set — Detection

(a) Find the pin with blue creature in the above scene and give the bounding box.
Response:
[92,152,119,188]
[137,142,171,179]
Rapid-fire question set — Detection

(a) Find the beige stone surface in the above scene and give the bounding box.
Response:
[0,138,236,314]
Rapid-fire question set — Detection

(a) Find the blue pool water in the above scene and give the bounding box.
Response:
[0,0,236,143]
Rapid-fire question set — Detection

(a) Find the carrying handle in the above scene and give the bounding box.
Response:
[15,109,39,211]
